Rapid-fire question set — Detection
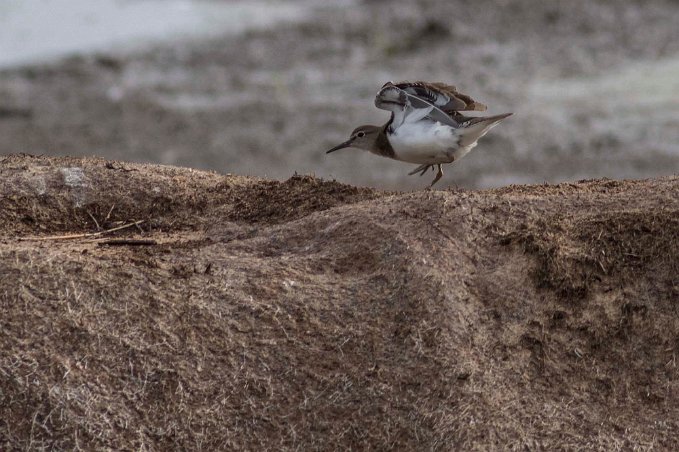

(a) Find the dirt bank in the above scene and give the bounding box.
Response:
[1,154,678,450]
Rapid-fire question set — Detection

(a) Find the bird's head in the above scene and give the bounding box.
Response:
[326,125,381,154]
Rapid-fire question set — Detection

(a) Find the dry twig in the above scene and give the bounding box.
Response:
[95,239,157,246]
[18,220,145,241]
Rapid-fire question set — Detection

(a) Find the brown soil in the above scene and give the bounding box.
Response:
[1,154,678,450]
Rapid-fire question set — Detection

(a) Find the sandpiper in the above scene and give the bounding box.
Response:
[326,81,512,186]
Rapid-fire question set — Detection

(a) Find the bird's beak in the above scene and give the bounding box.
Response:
[326,139,353,154]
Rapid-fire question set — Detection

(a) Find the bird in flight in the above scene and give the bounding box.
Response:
[327,81,512,187]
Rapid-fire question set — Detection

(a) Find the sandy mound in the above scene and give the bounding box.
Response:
[1,155,678,450]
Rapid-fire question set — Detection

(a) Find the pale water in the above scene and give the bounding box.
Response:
[525,56,679,158]
[0,0,309,68]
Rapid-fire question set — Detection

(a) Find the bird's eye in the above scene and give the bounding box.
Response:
[357,131,365,138]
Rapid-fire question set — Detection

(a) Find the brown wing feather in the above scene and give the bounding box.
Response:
[389,80,488,112]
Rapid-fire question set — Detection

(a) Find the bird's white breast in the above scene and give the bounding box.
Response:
[388,121,468,164]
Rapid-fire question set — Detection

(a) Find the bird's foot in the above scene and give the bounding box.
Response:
[408,164,434,176]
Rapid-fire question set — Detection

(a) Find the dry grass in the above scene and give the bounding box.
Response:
[1,155,678,450]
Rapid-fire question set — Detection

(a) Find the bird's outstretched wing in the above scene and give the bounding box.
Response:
[375,82,455,129]
[374,81,487,130]
[391,81,487,112]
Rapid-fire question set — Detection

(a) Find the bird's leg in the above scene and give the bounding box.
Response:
[430,164,443,187]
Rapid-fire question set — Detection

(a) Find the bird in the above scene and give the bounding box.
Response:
[326,81,512,187]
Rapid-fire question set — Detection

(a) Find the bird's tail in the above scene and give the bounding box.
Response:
[457,113,512,147]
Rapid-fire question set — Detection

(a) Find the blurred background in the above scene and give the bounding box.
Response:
[1,0,678,190]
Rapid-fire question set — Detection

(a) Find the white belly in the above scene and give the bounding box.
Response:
[388,122,469,164]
